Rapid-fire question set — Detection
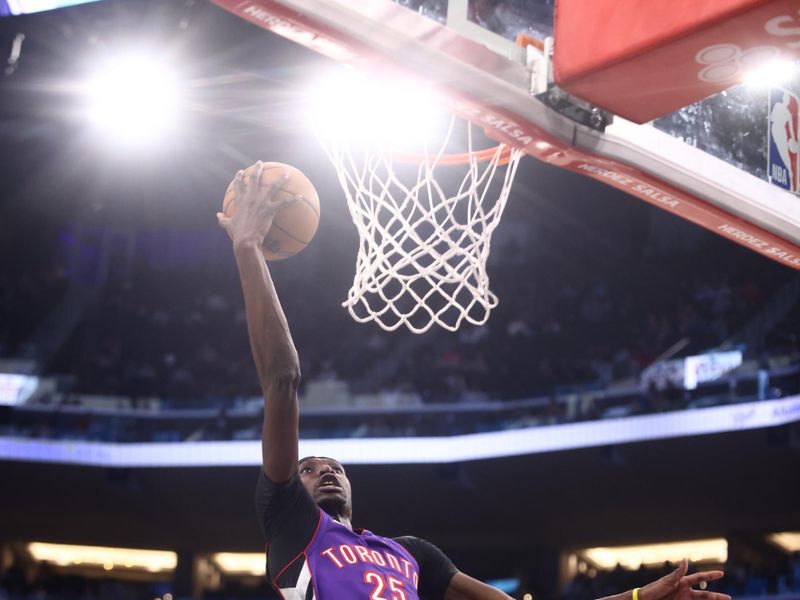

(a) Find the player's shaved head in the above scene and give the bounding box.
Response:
[299,455,336,465]
[298,456,344,469]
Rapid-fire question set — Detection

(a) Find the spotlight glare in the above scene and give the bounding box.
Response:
[84,53,180,144]
[743,58,797,88]
[309,68,446,150]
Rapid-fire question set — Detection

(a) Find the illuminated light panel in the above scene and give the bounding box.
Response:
[83,52,180,144]
[1,396,798,467]
[769,532,800,552]
[213,553,266,576]
[0,373,39,406]
[743,58,798,88]
[27,543,177,572]
[582,538,727,569]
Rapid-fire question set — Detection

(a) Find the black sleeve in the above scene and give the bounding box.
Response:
[255,469,320,578]
[394,536,458,600]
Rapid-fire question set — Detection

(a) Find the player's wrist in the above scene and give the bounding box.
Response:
[233,237,267,261]
[232,236,264,252]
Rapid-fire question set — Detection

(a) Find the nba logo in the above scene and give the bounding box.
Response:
[768,87,799,194]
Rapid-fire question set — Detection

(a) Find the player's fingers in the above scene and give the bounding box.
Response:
[271,193,301,210]
[678,559,688,578]
[683,572,724,587]
[264,172,291,201]
[216,212,232,231]
[233,170,245,201]
[251,161,264,189]
[666,559,689,587]
[690,590,730,600]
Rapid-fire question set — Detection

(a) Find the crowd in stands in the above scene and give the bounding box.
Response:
[33,222,792,408]
[0,221,69,360]
[0,267,67,359]
[49,263,260,400]
[393,246,781,404]
[766,305,800,358]
[0,212,795,445]
[3,360,797,443]
[46,237,386,400]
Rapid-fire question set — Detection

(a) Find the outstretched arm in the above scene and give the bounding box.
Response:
[218,162,301,483]
[444,559,730,600]
[444,572,513,600]
[597,559,730,600]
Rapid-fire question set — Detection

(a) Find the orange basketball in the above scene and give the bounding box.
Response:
[222,162,320,261]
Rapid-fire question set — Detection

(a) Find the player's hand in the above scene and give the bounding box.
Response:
[639,559,730,600]
[216,161,298,248]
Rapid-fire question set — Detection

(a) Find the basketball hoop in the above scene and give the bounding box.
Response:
[317,113,523,333]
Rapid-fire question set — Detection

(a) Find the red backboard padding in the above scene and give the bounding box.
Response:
[554,0,800,122]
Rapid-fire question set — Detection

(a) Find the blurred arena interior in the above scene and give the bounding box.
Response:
[0,0,799,599]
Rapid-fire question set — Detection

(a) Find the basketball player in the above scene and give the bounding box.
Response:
[218,162,732,600]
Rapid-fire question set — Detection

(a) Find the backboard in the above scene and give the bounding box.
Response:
[212,0,800,270]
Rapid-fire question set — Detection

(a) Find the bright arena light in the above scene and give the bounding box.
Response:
[27,542,177,572]
[308,68,447,149]
[213,553,266,576]
[769,531,800,552]
[743,58,798,88]
[83,53,180,144]
[581,538,728,569]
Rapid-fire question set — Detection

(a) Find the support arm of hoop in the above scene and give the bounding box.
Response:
[445,92,800,270]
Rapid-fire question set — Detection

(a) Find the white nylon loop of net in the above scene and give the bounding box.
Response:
[319,116,523,334]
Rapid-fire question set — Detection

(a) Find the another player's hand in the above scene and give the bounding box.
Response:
[639,559,730,600]
[216,161,298,248]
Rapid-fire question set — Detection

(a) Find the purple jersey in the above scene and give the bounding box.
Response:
[257,472,457,600]
[282,510,421,600]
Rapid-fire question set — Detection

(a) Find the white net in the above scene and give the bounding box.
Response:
[318,116,523,333]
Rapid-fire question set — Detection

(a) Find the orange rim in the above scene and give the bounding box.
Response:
[390,144,514,166]
[515,33,545,52]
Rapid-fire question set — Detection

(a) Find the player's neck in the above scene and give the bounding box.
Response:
[333,514,353,530]
[318,499,352,529]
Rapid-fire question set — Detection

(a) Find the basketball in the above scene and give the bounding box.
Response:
[222,162,320,261]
